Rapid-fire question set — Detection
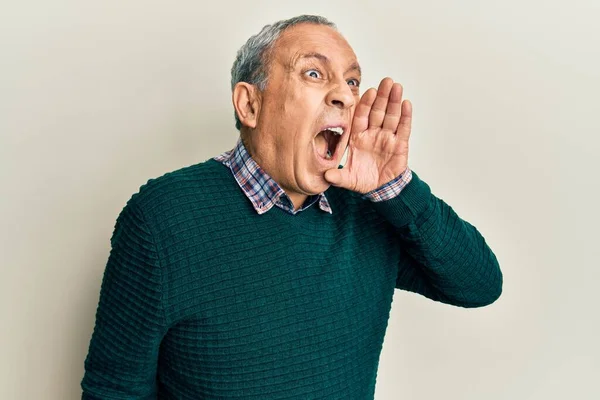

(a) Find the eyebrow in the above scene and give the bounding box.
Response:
[297,52,362,77]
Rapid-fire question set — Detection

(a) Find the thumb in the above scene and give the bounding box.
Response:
[324,167,350,188]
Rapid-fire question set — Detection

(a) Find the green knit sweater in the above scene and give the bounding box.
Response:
[81,158,502,399]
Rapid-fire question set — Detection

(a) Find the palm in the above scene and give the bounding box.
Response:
[325,77,412,193]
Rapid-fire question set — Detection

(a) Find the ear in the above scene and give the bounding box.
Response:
[232,82,261,129]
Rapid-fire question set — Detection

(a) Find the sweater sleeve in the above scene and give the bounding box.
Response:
[81,195,169,399]
[369,170,503,308]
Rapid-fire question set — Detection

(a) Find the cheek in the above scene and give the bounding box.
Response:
[283,89,307,113]
[284,93,320,138]
[287,79,322,111]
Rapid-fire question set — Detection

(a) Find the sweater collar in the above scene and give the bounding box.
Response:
[214,137,333,215]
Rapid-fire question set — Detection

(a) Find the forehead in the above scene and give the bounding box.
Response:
[272,23,357,67]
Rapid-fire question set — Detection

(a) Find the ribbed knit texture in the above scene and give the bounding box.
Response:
[81,159,503,399]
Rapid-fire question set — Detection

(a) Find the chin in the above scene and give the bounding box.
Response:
[300,173,331,195]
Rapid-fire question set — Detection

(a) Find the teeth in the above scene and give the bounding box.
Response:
[328,127,344,136]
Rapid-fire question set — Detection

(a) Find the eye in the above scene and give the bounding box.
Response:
[347,78,360,87]
[305,69,322,79]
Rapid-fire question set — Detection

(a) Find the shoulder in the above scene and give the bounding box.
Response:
[125,158,233,220]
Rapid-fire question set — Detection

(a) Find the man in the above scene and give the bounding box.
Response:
[81,14,502,399]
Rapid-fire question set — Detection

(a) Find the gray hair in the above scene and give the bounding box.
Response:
[230,15,337,131]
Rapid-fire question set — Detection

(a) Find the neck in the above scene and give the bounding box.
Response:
[240,133,308,211]
[287,192,309,211]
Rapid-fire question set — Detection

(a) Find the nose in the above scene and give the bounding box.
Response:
[325,82,356,110]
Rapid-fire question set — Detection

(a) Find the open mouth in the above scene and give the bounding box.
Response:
[314,126,344,160]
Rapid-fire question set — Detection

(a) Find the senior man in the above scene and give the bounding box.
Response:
[81,14,503,399]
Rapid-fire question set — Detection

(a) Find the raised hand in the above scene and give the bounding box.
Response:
[324,77,412,194]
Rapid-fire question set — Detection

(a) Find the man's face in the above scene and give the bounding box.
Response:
[251,23,361,200]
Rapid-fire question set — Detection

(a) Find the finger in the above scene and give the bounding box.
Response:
[369,77,394,129]
[324,167,352,188]
[382,83,403,133]
[396,100,413,140]
[351,88,377,134]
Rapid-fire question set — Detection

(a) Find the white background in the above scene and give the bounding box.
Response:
[1,0,599,398]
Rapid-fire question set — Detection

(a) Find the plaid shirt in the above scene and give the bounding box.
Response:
[214,137,413,215]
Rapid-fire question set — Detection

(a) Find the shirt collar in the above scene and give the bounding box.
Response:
[214,137,333,215]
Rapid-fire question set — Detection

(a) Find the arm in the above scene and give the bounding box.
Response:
[325,78,501,308]
[81,195,169,399]
[366,169,503,308]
